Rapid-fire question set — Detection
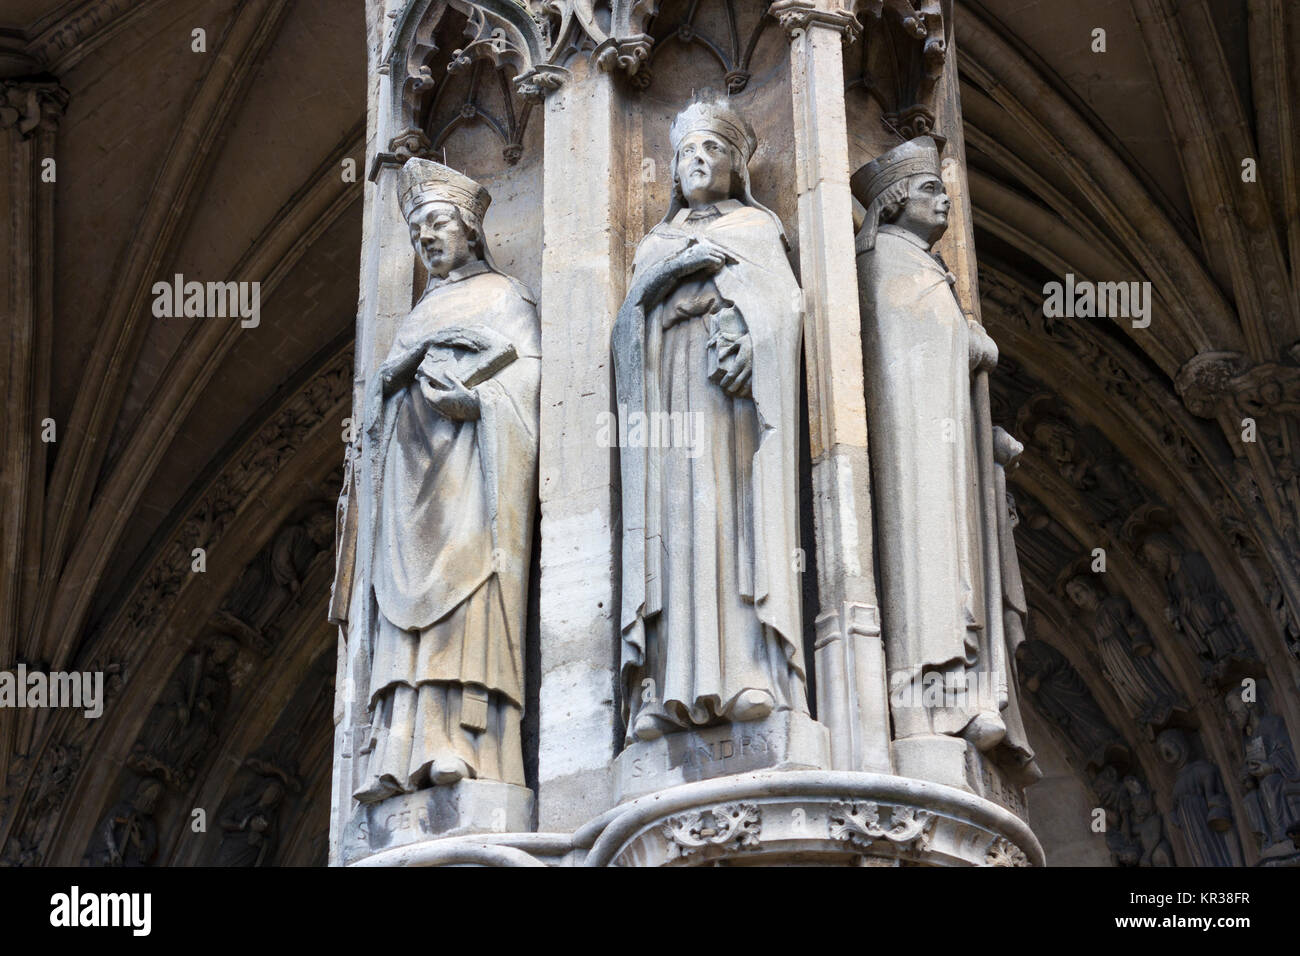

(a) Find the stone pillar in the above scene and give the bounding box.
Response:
[535,55,626,830]
[771,0,890,773]
[0,75,67,781]
[329,0,417,865]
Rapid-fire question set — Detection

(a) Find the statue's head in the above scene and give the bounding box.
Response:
[1065,575,1101,612]
[398,158,491,279]
[851,136,948,250]
[1156,727,1189,768]
[668,99,756,209]
[1223,689,1249,730]
[1139,532,1179,576]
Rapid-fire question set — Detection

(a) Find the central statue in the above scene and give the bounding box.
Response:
[613,100,807,743]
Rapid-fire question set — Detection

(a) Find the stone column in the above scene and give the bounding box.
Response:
[536,55,627,830]
[771,0,889,773]
[329,0,416,864]
[0,75,67,782]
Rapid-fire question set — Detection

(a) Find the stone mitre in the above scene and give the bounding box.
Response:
[851,135,942,250]
[397,157,491,229]
[669,98,758,162]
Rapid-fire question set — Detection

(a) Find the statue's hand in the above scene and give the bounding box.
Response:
[420,371,480,421]
[716,334,753,398]
[673,241,730,278]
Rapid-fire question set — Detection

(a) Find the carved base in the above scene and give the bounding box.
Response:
[614,710,830,802]
[341,771,1042,867]
[589,771,1043,867]
[340,779,533,865]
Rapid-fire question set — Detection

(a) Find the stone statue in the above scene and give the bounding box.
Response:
[1157,727,1241,867]
[1224,683,1300,863]
[1140,532,1254,682]
[87,778,163,867]
[1017,640,1123,769]
[128,638,238,790]
[852,135,1005,750]
[1126,774,1174,867]
[612,100,807,743]
[990,429,1038,782]
[349,159,540,802]
[1063,575,1185,730]
[216,778,287,867]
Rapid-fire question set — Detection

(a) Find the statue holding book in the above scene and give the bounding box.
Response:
[349,158,540,803]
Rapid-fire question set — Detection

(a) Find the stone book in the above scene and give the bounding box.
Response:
[417,325,517,390]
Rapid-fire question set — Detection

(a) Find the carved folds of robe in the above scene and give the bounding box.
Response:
[358,260,539,799]
[857,222,985,740]
[614,199,806,738]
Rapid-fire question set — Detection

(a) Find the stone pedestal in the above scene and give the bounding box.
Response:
[340,780,534,866]
[615,712,830,802]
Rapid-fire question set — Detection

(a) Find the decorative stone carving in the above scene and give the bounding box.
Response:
[1224,683,1300,865]
[984,835,1030,867]
[1017,641,1125,771]
[125,348,351,637]
[847,0,948,138]
[342,159,540,804]
[613,100,810,744]
[85,779,163,867]
[1126,775,1174,867]
[852,135,1007,754]
[769,0,861,41]
[0,745,80,867]
[1158,727,1242,867]
[127,638,239,791]
[216,507,335,654]
[1062,575,1186,731]
[0,80,68,136]
[215,759,302,867]
[1139,532,1255,683]
[632,0,776,92]
[1092,765,1172,867]
[661,802,762,859]
[829,800,935,853]
[990,430,1040,784]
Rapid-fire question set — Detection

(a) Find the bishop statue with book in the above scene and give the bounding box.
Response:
[348,158,540,803]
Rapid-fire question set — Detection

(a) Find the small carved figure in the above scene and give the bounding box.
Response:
[1224,684,1300,863]
[1158,727,1241,867]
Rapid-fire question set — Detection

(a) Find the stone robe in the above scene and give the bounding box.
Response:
[857,222,983,738]
[358,259,539,796]
[614,199,805,736]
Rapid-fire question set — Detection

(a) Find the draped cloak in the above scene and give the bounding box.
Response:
[857,223,984,739]
[613,200,804,732]
[366,260,540,713]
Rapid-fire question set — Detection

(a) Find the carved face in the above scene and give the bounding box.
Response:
[1065,577,1098,611]
[892,173,950,243]
[409,201,476,278]
[676,131,735,207]
[1156,729,1187,767]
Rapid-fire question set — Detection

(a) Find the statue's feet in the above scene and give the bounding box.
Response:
[961,712,1007,752]
[429,756,472,786]
[730,689,775,723]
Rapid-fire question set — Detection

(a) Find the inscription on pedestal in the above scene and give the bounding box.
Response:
[615,711,830,802]
[341,779,534,865]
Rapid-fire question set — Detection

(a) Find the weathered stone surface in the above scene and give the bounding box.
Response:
[615,711,830,802]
